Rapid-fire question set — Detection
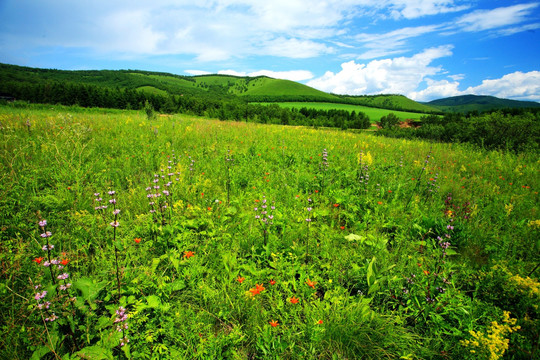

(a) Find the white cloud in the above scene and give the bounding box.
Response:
[184,70,211,76]
[307,45,453,95]
[355,25,441,59]
[410,71,540,102]
[455,3,540,32]
[217,69,314,81]
[464,71,540,101]
[387,0,469,19]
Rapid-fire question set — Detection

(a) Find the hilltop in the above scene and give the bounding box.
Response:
[425,94,540,113]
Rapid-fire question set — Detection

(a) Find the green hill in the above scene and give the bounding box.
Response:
[0,63,437,114]
[425,94,540,113]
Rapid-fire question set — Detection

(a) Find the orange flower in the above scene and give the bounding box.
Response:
[317,320,323,325]
[377,201,383,205]
[340,226,345,230]
[306,279,316,288]
[315,190,319,193]
[333,203,339,207]
[33,257,44,264]
[249,283,265,296]
[423,270,430,276]
[207,207,212,211]
[134,237,141,244]
[290,297,299,304]
[184,251,195,259]
[60,258,69,266]
[269,279,276,285]
[237,276,245,283]
[269,320,279,327]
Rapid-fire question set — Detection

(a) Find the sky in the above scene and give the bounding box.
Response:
[1,0,539,102]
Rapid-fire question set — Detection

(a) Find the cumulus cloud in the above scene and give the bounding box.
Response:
[386,0,470,19]
[464,71,540,101]
[410,71,540,102]
[307,45,453,95]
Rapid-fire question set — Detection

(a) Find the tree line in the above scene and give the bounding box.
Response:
[0,80,371,129]
[376,110,540,153]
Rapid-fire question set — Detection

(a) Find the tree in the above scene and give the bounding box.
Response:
[380,113,399,129]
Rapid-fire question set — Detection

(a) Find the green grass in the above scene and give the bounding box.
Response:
[0,103,538,359]
[256,101,427,122]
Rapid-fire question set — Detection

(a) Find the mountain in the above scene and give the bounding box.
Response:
[425,94,540,113]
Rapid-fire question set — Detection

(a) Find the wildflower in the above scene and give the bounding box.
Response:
[183,250,194,259]
[33,257,44,264]
[39,220,47,227]
[45,313,58,322]
[306,279,316,288]
[423,270,430,276]
[34,291,47,301]
[60,258,69,266]
[42,244,54,251]
[237,276,245,283]
[340,226,345,230]
[249,283,265,296]
[317,320,323,325]
[57,273,69,280]
[113,209,121,215]
[59,283,72,291]
[377,201,383,205]
[333,203,339,207]
[40,231,53,238]
[290,297,299,304]
[134,237,141,244]
[269,279,276,285]
[109,221,119,227]
[269,320,279,327]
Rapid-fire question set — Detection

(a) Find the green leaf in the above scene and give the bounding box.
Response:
[147,294,161,308]
[30,345,50,360]
[73,277,106,307]
[345,233,363,242]
[76,346,114,360]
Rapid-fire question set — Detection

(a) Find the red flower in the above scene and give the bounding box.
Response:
[290,297,299,304]
[249,283,265,296]
[315,190,319,193]
[237,276,245,283]
[333,203,339,207]
[60,258,69,266]
[306,279,316,288]
[377,201,383,205]
[207,207,212,211]
[317,320,323,325]
[269,279,276,285]
[134,237,141,244]
[340,226,345,230]
[33,257,44,264]
[184,251,195,259]
[269,320,279,327]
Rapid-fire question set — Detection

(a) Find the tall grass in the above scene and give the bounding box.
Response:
[0,103,538,359]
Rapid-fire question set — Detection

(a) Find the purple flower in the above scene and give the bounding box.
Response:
[110,221,119,228]
[40,231,53,238]
[34,291,47,301]
[447,225,454,230]
[109,199,116,204]
[108,190,115,196]
[113,209,121,215]
[45,313,58,322]
[94,192,100,197]
[57,273,69,280]
[42,244,54,251]
[39,220,47,227]
[306,218,312,222]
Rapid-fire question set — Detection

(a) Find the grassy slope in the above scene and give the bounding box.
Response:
[256,101,427,122]
[426,94,540,113]
[340,94,440,113]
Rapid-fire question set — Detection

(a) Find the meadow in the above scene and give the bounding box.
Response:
[0,103,538,359]
[255,102,426,122]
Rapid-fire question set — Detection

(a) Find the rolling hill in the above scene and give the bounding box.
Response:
[425,94,540,113]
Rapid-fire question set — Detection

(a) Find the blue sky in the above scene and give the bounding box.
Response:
[1,0,539,102]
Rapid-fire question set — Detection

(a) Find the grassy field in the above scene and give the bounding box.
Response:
[0,103,538,359]
[256,101,427,122]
